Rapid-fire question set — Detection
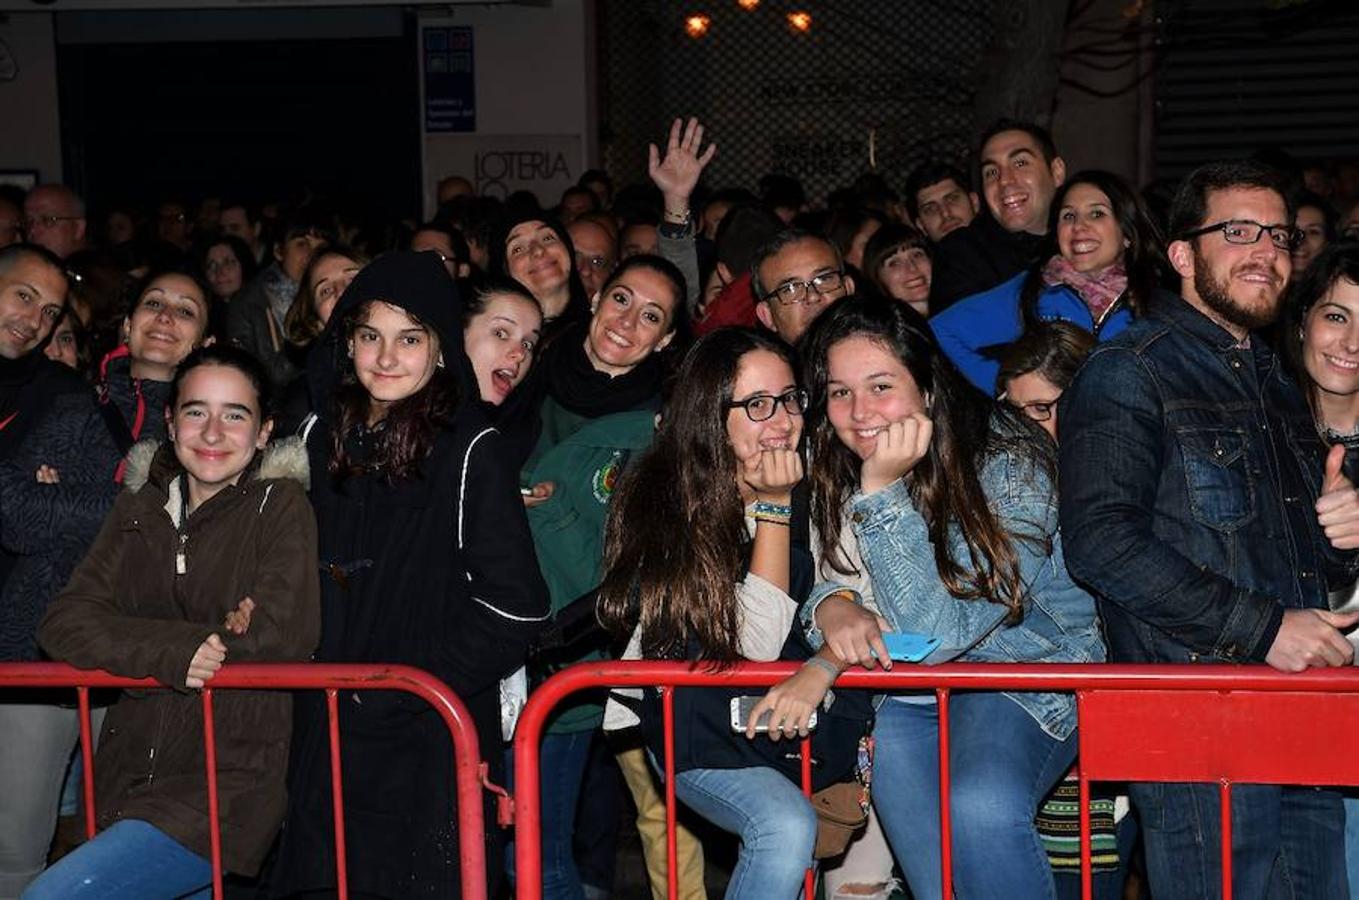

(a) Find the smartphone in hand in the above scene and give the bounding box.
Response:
[729,695,817,733]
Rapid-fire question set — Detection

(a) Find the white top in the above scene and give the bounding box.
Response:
[603,512,799,731]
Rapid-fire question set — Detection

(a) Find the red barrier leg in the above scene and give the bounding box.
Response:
[327,689,350,900]
[201,690,224,900]
[1220,780,1232,900]
[801,736,814,899]
[77,686,96,840]
[663,687,677,900]
[937,689,952,900]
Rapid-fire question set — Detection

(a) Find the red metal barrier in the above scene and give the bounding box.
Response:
[0,662,488,900]
[512,660,1359,900]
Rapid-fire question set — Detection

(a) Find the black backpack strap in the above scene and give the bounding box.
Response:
[96,385,135,457]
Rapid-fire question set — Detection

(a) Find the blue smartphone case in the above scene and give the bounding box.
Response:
[878,631,940,662]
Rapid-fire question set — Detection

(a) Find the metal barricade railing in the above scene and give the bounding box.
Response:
[0,662,489,900]
[512,660,1359,900]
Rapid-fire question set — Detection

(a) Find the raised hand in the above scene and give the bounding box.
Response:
[35,465,60,484]
[186,633,227,689]
[648,117,717,212]
[860,413,932,495]
[741,448,803,504]
[1317,444,1359,550]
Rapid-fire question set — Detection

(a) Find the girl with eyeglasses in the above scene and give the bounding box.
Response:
[931,170,1168,396]
[598,327,868,900]
[995,321,1096,442]
[762,295,1104,900]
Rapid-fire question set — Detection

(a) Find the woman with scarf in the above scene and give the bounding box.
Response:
[502,254,686,900]
[929,170,1167,395]
[270,251,549,900]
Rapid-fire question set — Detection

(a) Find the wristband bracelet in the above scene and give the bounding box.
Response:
[664,207,691,223]
[753,513,791,527]
[753,500,792,518]
[804,656,839,680]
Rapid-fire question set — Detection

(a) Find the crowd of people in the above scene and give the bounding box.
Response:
[2,112,1359,900]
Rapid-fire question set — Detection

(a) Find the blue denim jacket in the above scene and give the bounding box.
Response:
[1059,292,1356,665]
[804,427,1105,741]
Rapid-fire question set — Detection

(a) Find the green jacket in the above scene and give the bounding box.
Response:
[525,409,656,731]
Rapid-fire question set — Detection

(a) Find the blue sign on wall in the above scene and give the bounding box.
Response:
[424,26,474,133]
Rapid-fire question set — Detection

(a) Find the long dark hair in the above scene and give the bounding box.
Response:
[1283,240,1359,420]
[802,296,1048,618]
[1020,169,1167,330]
[597,327,794,665]
[328,299,460,483]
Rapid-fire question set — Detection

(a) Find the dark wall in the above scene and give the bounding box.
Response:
[57,30,420,220]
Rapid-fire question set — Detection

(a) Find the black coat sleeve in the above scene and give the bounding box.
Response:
[434,426,550,696]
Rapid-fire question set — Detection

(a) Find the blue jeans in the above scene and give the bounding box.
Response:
[504,728,595,900]
[872,693,1076,900]
[672,764,815,900]
[20,819,211,899]
[1130,781,1346,900]
[1345,793,1359,900]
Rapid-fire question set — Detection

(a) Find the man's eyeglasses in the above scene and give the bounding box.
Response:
[24,215,80,231]
[1178,219,1302,252]
[724,388,808,422]
[764,271,846,306]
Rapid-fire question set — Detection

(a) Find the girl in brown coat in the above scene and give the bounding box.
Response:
[26,344,320,900]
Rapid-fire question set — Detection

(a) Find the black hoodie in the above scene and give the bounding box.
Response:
[274,251,549,899]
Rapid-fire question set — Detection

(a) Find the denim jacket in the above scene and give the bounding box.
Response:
[803,423,1105,741]
[1059,292,1356,665]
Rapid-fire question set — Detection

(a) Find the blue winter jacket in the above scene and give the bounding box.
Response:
[929,271,1134,395]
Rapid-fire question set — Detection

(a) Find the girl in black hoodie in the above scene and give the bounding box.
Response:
[271,251,549,899]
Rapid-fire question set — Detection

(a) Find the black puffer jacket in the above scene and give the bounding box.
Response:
[0,349,172,660]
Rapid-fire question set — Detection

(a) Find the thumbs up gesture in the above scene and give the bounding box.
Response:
[1316,444,1359,550]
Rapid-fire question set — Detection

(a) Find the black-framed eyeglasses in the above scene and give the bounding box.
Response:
[1178,219,1302,252]
[764,271,846,306]
[724,388,808,422]
[1013,400,1056,422]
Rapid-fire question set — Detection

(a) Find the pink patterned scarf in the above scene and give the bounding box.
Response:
[1042,256,1127,323]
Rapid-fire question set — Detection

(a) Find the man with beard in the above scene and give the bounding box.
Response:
[1059,160,1359,899]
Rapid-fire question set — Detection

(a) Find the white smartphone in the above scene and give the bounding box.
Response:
[729,695,816,733]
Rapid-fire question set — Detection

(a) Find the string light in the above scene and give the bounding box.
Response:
[737,0,760,10]
[787,11,812,33]
[684,14,712,38]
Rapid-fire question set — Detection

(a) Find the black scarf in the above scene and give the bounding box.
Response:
[540,321,664,418]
